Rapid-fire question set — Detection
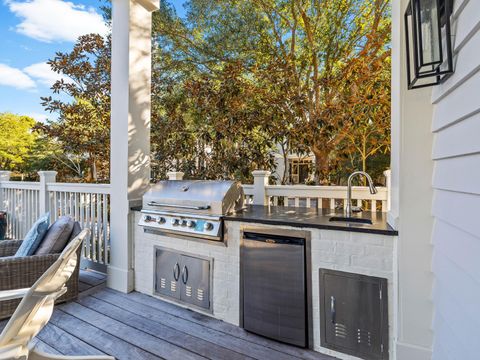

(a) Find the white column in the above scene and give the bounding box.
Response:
[109,0,159,292]
[252,170,271,205]
[37,171,57,217]
[391,1,434,358]
[167,171,184,180]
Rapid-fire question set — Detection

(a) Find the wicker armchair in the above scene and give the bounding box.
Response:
[0,240,81,319]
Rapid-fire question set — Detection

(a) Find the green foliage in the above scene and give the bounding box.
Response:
[0,113,37,170]
[39,34,111,182]
[152,0,391,184]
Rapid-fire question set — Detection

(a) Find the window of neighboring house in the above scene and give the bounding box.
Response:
[288,159,313,184]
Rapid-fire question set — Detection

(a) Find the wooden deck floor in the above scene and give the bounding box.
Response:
[1,270,337,360]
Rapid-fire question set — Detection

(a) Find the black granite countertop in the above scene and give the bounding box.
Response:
[224,205,398,236]
[131,205,397,236]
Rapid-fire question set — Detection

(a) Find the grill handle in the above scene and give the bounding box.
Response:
[147,202,211,210]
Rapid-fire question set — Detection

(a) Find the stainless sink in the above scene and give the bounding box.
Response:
[329,216,373,225]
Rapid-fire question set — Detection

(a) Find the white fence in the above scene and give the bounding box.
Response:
[242,170,390,212]
[0,171,110,271]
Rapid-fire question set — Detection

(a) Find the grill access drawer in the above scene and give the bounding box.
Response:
[155,248,211,311]
[319,269,388,360]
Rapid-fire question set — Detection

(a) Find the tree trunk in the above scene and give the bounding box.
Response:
[311,144,330,185]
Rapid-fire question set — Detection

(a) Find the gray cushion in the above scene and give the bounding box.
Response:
[35,216,74,255]
[15,212,50,257]
[68,222,82,243]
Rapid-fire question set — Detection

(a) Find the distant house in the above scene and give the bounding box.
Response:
[272,144,315,184]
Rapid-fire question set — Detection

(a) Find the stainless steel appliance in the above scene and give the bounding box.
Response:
[241,229,311,348]
[138,180,244,241]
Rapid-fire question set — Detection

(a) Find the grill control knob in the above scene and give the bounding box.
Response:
[181,220,188,227]
[157,217,166,224]
[171,218,180,226]
[187,220,196,228]
[143,215,154,222]
[204,222,214,231]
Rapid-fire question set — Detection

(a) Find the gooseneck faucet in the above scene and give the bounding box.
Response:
[346,171,378,217]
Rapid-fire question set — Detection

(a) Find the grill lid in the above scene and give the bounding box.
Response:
[142,180,244,215]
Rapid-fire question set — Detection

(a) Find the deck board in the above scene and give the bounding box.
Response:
[0,270,337,360]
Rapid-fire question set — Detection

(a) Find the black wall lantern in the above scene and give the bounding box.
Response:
[405,0,454,89]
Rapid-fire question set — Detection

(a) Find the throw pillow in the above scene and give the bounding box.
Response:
[35,216,75,255]
[15,212,50,257]
[68,222,82,243]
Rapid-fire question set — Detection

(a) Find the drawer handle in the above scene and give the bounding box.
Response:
[182,266,189,284]
[173,262,180,281]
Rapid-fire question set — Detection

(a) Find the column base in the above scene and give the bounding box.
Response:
[396,341,432,360]
[107,265,135,293]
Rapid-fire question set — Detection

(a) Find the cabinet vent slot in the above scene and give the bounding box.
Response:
[357,329,372,346]
[335,323,348,338]
[197,289,204,301]
[170,281,176,292]
[160,278,166,289]
[186,286,192,297]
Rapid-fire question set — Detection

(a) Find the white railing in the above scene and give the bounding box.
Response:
[169,169,391,212]
[0,181,40,240]
[0,171,110,270]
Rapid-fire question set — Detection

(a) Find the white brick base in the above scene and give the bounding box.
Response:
[134,213,397,359]
[134,212,241,325]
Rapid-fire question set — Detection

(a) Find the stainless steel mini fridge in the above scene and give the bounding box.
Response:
[241,230,307,347]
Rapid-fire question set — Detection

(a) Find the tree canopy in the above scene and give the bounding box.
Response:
[31,0,391,184]
[151,0,391,184]
[0,113,37,171]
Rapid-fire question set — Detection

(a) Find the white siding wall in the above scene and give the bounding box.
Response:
[431,1,480,359]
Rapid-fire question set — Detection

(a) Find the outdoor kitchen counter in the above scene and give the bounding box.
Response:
[224,205,398,236]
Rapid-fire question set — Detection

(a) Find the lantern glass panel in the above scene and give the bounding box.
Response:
[418,0,441,67]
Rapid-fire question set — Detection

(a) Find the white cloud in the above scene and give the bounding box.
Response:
[26,112,49,123]
[6,0,108,43]
[0,63,36,89]
[24,62,69,87]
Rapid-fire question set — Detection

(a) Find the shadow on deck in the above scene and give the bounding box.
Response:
[1,270,336,360]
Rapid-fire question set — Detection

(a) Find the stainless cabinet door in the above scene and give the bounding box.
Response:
[179,255,210,309]
[320,270,388,360]
[155,249,182,300]
[242,235,306,347]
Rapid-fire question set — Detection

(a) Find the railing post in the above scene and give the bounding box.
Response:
[38,171,57,216]
[0,171,12,210]
[252,170,271,205]
[167,171,185,180]
[0,171,11,182]
[384,169,391,212]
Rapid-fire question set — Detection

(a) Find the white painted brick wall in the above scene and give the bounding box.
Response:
[134,212,241,326]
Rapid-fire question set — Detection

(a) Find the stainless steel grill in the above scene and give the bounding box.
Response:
[138,180,244,241]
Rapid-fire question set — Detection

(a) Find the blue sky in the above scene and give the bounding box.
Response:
[0,0,185,123]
